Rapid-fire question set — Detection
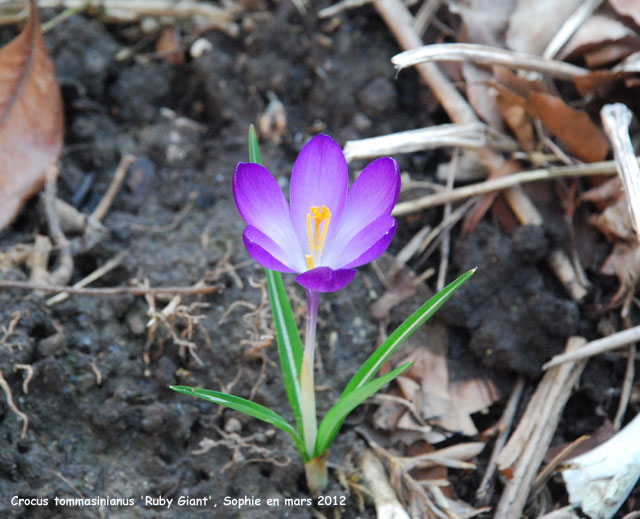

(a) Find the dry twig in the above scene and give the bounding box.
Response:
[376,0,587,300]
[542,0,605,59]
[392,160,622,215]
[90,155,135,223]
[317,0,373,19]
[476,376,525,505]
[360,449,410,519]
[543,325,640,369]
[0,279,221,297]
[613,342,635,430]
[0,0,238,34]
[42,162,73,286]
[46,250,128,306]
[413,0,442,37]
[601,104,640,239]
[392,43,589,80]
[495,337,588,518]
[343,122,517,161]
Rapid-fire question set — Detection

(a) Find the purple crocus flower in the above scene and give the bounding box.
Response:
[233,134,400,292]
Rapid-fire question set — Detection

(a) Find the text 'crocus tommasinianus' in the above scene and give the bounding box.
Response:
[233,134,400,292]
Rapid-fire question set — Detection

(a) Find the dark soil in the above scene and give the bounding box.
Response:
[0,3,638,519]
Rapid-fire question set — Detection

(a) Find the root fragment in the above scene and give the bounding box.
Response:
[0,368,29,438]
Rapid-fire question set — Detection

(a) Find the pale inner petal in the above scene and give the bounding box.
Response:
[289,135,348,255]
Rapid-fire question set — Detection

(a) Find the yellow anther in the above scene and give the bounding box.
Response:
[305,205,331,270]
[306,213,315,257]
[305,255,315,270]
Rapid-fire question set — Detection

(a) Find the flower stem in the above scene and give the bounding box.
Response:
[300,289,320,459]
[304,452,328,496]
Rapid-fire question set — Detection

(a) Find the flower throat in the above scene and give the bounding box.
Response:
[305,205,331,270]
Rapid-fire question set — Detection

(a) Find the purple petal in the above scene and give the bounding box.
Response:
[233,163,303,267]
[243,226,299,273]
[338,215,397,268]
[296,267,357,292]
[333,157,400,248]
[289,135,348,253]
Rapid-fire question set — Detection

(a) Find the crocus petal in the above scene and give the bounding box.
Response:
[296,267,357,292]
[243,226,300,273]
[338,215,397,268]
[335,157,400,247]
[289,135,348,252]
[233,162,302,262]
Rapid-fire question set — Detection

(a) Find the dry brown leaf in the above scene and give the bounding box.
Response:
[584,40,640,68]
[0,0,64,230]
[545,421,616,463]
[155,27,184,65]
[453,0,516,47]
[560,13,640,63]
[609,0,640,26]
[395,324,499,442]
[369,273,417,321]
[580,177,624,210]
[492,82,535,152]
[492,65,548,97]
[589,197,635,241]
[582,176,640,307]
[257,92,287,144]
[461,158,521,235]
[526,92,608,163]
[574,69,629,96]
[506,0,583,55]
[600,241,640,306]
[463,63,504,131]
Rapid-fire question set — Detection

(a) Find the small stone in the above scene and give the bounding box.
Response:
[512,225,549,263]
[190,38,213,59]
[352,112,372,132]
[357,77,397,115]
[224,417,242,433]
[126,310,146,336]
[36,333,67,357]
[141,402,171,434]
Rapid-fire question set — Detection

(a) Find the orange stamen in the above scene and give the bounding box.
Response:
[305,205,331,270]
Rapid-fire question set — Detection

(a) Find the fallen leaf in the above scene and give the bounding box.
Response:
[609,0,640,27]
[257,92,287,144]
[369,264,417,320]
[582,177,640,308]
[492,82,535,152]
[545,421,616,463]
[155,26,184,65]
[526,92,608,163]
[584,40,640,68]
[506,0,583,55]
[600,241,640,306]
[574,70,629,97]
[580,177,624,210]
[384,321,500,443]
[492,65,548,97]
[463,63,504,131]
[0,0,64,230]
[589,197,635,242]
[560,13,640,64]
[461,158,520,235]
[452,0,516,47]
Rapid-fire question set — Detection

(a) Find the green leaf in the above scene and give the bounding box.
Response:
[246,126,306,449]
[170,386,305,455]
[248,124,262,164]
[265,269,305,439]
[314,362,412,456]
[341,268,475,397]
